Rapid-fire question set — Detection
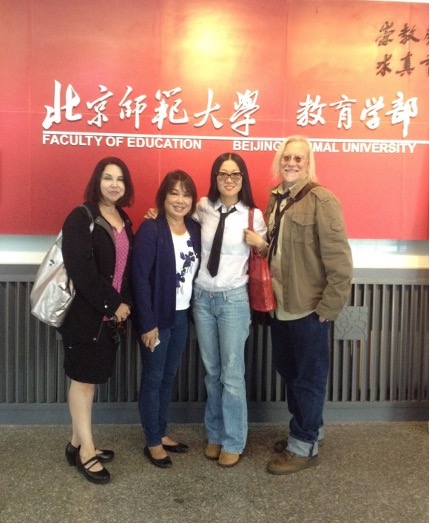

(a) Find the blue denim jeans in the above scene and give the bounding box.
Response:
[270,312,329,457]
[138,309,189,447]
[192,285,250,454]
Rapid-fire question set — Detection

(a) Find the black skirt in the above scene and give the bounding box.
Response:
[63,322,118,384]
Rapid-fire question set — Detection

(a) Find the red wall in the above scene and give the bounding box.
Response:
[0,0,428,238]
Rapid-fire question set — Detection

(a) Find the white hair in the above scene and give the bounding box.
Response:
[271,135,317,182]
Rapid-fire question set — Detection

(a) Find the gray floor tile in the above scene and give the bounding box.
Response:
[0,422,427,523]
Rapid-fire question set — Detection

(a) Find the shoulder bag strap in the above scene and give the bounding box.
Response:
[268,182,319,263]
[248,208,255,232]
[276,182,319,227]
[80,204,95,233]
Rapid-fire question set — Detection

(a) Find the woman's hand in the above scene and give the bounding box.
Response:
[145,208,158,219]
[244,229,268,252]
[114,303,131,322]
[142,328,159,352]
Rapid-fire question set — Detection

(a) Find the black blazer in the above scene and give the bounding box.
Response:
[58,202,133,344]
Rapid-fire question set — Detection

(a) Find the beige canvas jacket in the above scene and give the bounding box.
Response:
[265,176,353,321]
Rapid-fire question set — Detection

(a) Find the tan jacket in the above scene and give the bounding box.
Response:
[265,176,353,321]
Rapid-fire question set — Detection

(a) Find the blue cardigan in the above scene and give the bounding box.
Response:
[131,215,201,335]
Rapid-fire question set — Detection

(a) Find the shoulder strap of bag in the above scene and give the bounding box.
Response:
[268,182,319,264]
[54,206,94,249]
[248,208,255,232]
[80,204,95,233]
[271,182,319,235]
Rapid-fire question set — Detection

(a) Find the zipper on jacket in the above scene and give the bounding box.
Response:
[94,320,104,342]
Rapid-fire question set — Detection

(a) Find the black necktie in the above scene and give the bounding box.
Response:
[274,190,290,222]
[268,190,290,264]
[207,206,236,277]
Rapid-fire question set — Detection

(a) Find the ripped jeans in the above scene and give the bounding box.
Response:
[192,285,250,454]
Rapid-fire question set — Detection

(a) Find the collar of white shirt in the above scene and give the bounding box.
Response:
[213,199,248,213]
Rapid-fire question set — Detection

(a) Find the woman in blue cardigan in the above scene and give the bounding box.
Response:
[132,170,201,468]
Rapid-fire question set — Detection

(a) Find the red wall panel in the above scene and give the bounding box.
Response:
[0,0,428,238]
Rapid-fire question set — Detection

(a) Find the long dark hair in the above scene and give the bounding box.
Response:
[156,170,197,216]
[207,152,256,208]
[84,157,134,207]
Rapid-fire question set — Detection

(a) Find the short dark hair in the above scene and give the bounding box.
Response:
[207,152,256,208]
[84,157,134,207]
[156,170,197,216]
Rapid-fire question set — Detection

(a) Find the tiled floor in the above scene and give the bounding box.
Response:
[0,422,428,523]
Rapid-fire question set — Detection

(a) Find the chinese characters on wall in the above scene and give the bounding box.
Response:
[43,81,260,137]
[42,81,421,140]
[376,20,429,76]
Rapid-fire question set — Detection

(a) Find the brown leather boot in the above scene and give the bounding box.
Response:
[267,451,319,475]
[218,451,240,468]
[204,443,221,460]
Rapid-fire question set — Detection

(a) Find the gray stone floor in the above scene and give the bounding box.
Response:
[0,422,428,523]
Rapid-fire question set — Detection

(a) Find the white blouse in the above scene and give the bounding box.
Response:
[172,231,198,310]
[193,197,267,292]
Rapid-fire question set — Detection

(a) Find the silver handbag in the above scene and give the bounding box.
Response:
[30,205,94,327]
[30,232,75,327]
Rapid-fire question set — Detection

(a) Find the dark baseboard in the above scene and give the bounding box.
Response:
[0,401,428,425]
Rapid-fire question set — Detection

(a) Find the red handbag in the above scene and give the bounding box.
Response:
[247,208,276,312]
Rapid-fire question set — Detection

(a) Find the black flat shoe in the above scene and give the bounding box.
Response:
[144,445,172,468]
[65,442,114,466]
[162,442,189,453]
[76,452,110,484]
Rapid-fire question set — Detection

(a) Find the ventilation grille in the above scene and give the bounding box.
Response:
[0,280,428,405]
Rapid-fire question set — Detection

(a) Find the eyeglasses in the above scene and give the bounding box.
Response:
[217,172,243,182]
[282,155,306,164]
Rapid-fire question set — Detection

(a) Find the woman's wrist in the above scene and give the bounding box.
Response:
[257,242,269,256]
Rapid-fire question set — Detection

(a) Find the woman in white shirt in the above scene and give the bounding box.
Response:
[193,152,267,468]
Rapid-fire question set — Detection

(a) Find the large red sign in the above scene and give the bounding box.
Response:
[0,0,428,238]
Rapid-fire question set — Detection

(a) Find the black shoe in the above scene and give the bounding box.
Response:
[65,442,115,466]
[144,445,172,468]
[162,442,189,453]
[76,452,111,484]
